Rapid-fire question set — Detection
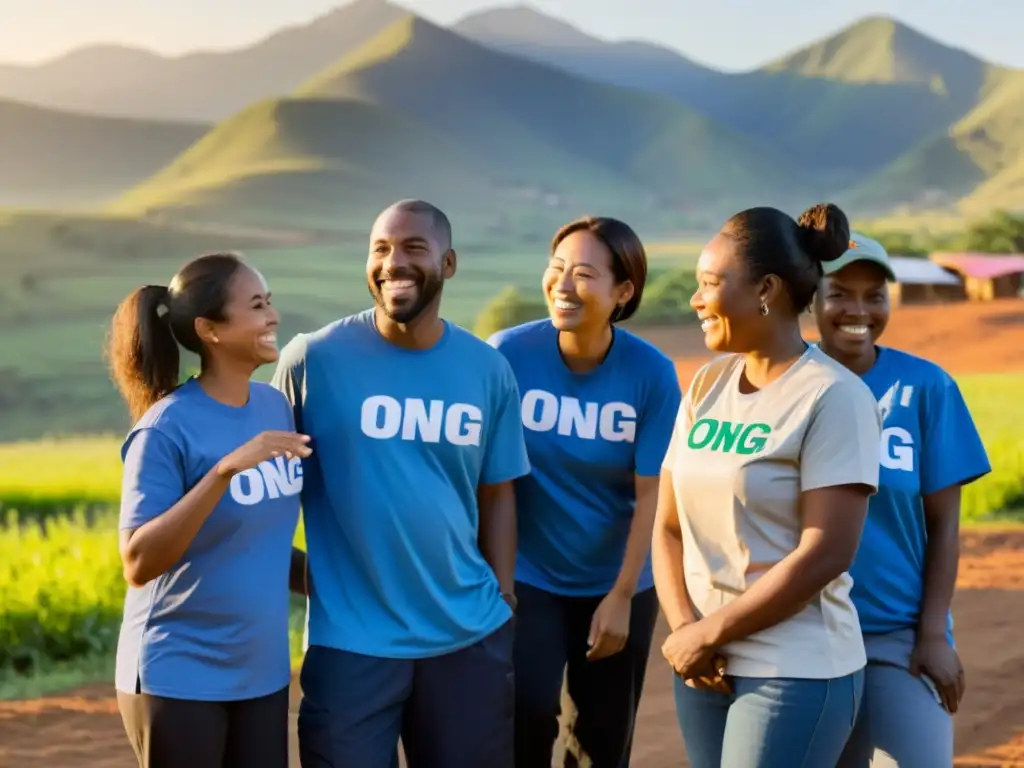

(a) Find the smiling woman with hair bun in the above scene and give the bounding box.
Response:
[651,203,883,768]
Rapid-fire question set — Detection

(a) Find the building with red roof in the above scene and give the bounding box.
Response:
[929,253,1024,301]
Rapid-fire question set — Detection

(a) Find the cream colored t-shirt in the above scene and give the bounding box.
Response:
[663,345,881,679]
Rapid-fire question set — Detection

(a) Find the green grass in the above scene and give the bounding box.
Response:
[0,437,124,515]
[0,510,127,672]
[957,374,1024,519]
[0,652,116,701]
[0,508,308,697]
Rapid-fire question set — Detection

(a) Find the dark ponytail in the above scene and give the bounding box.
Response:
[107,284,181,421]
[106,252,245,421]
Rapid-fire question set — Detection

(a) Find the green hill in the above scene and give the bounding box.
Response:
[954,70,1024,213]
[456,10,1006,198]
[113,14,800,231]
[853,69,1024,213]
[109,96,499,228]
[0,98,207,208]
[293,15,798,212]
[763,16,991,94]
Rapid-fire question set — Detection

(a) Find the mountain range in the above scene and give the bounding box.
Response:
[2,0,1022,225]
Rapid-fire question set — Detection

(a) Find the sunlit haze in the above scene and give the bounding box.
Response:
[3,0,1021,69]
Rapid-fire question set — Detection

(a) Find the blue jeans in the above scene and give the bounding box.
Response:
[674,669,864,768]
[837,629,954,768]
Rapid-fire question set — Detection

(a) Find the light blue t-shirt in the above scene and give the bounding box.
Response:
[488,320,682,596]
[115,378,302,701]
[850,347,991,640]
[272,309,531,659]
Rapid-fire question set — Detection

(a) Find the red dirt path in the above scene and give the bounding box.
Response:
[1,299,1022,767]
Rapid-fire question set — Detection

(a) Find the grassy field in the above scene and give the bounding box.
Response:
[0,208,707,444]
[0,506,310,698]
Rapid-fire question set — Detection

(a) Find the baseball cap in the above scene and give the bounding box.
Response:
[821,233,896,281]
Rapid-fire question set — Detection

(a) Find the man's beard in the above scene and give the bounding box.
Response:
[369,271,444,324]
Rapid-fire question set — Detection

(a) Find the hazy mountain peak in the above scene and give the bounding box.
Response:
[453,4,599,48]
[304,0,408,30]
[294,12,448,96]
[763,14,990,92]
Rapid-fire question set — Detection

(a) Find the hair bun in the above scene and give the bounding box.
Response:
[796,202,850,263]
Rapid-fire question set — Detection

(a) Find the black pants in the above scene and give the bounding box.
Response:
[116,685,290,768]
[513,582,660,768]
[298,619,515,768]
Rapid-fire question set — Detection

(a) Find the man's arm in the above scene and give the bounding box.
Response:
[478,481,517,598]
[478,361,531,605]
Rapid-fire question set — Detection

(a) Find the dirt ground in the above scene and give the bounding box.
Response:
[1,299,1022,767]
[646,296,1024,385]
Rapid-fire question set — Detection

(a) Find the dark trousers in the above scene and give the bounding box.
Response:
[298,619,515,768]
[116,685,290,768]
[513,582,660,768]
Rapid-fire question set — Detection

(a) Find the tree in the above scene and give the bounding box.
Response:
[964,210,1024,254]
[860,230,929,257]
[629,268,699,326]
[473,286,548,339]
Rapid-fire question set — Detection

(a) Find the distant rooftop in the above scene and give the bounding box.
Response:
[890,256,961,285]
[930,253,1024,279]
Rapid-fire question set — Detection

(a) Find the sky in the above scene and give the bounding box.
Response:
[2,0,1021,71]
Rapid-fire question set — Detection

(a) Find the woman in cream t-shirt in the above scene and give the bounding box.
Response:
[652,203,882,768]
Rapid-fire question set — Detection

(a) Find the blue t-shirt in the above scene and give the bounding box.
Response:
[850,347,991,639]
[272,309,531,659]
[488,320,682,596]
[115,378,302,701]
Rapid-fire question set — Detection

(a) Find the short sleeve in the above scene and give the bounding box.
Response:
[481,362,531,485]
[636,358,683,476]
[662,393,693,471]
[919,376,991,495]
[485,330,506,350]
[271,334,308,433]
[119,428,187,531]
[800,378,881,493]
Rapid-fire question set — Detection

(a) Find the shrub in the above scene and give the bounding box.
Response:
[473,286,548,339]
[631,268,698,326]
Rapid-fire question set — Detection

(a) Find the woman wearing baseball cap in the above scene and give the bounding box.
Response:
[813,234,992,767]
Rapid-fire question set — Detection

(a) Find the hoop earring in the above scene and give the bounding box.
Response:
[760,303,769,317]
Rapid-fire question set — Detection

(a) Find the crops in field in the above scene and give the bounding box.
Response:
[0,373,1020,682]
[0,508,309,677]
[957,374,1024,519]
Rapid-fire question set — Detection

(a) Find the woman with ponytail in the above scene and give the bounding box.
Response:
[651,204,882,767]
[107,253,311,768]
